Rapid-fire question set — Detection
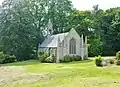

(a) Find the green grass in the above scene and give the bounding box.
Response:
[0,60,40,66]
[1,58,120,87]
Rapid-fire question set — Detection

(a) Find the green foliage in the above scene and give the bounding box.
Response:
[45,56,55,63]
[109,59,114,64]
[60,55,72,63]
[0,52,5,63]
[116,51,120,60]
[115,51,120,66]
[95,56,103,67]
[67,8,105,57]
[84,55,88,60]
[3,55,16,64]
[60,55,82,63]
[89,36,103,57]
[116,60,120,66]
[1,0,120,59]
[67,10,93,35]
[39,51,44,56]
[0,52,16,64]
[39,53,49,63]
[72,55,82,61]
[0,0,74,61]
[39,52,55,63]
[101,8,120,56]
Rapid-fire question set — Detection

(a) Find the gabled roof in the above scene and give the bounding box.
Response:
[40,32,68,48]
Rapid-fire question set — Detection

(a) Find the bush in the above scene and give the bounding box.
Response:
[116,60,120,66]
[60,55,72,63]
[84,55,88,60]
[0,52,5,63]
[109,59,114,64]
[95,56,103,67]
[115,51,120,66]
[116,51,120,60]
[45,55,55,63]
[0,51,16,64]
[3,55,16,64]
[88,36,103,57]
[39,51,44,56]
[39,53,49,63]
[60,55,82,63]
[73,55,82,61]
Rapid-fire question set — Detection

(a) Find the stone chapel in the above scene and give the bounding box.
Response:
[38,19,88,63]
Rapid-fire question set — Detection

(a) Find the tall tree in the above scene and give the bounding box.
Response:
[0,0,74,60]
[47,0,74,34]
[100,7,120,55]
[108,11,120,52]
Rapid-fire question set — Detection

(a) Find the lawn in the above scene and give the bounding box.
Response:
[0,58,120,87]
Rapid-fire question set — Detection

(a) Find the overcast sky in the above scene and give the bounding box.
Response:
[0,0,120,10]
[71,0,120,10]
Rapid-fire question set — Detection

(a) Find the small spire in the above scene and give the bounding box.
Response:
[47,19,53,35]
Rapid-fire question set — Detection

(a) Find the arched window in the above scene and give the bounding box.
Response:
[69,38,76,54]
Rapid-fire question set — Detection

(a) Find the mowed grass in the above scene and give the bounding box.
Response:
[1,58,120,87]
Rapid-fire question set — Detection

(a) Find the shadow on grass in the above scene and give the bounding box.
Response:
[60,59,94,65]
[0,60,40,66]
[72,59,94,63]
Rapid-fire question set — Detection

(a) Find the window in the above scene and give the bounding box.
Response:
[69,38,76,54]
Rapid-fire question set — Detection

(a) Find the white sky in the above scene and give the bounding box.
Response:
[0,0,120,10]
[71,0,120,10]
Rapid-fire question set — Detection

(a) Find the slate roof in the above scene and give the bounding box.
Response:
[40,32,69,48]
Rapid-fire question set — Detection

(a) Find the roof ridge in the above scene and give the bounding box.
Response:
[52,32,69,36]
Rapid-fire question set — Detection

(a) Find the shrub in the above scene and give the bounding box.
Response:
[116,51,120,60]
[60,55,82,63]
[73,55,82,61]
[116,60,120,66]
[60,55,72,63]
[39,51,44,56]
[3,55,16,64]
[88,36,103,57]
[0,52,5,63]
[0,52,16,64]
[84,55,88,60]
[115,51,120,66]
[45,55,55,63]
[95,56,103,67]
[39,53,49,63]
[109,59,114,64]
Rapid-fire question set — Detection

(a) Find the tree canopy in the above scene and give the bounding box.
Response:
[0,0,120,60]
[0,0,74,60]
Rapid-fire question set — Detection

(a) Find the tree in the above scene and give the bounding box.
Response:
[0,0,74,60]
[47,0,74,34]
[67,10,93,35]
[89,36,103,56]
[0,0,38,60]
[109,11,120,52]
[100,8,120,55]
[67,10,103,56]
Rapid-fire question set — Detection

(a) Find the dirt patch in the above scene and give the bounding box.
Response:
[0,66,25,84]
[0,66,55,85]
[21,73,55,83]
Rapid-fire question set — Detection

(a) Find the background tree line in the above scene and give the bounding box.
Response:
[0,0,120,61]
